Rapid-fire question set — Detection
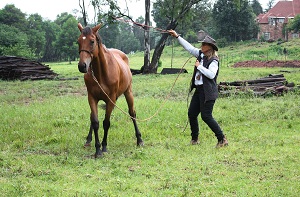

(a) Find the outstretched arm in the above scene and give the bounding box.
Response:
[168,29,200,57]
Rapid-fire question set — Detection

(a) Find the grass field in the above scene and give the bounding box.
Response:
[0,40,300,196]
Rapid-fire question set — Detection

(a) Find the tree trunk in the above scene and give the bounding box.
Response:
[141,0,200,74]
[79,0,87,26]
[143,0,151,72]
[143,21,177,74]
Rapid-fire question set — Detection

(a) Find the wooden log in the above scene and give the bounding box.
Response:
[245,81,285,87]
[218,73,295,96]
[265,74,284,78]
[161,68,188,74]
[219,77,286,86]
[0,56,57,80]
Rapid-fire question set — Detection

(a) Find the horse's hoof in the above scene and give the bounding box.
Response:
[94,153,103,159]
[84,142,91,148]
[94,149,103,158]
[137,141,144,147]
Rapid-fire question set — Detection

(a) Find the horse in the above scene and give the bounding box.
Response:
[77,23,143,158]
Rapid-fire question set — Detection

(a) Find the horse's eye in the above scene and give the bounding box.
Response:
[90,40,95,45]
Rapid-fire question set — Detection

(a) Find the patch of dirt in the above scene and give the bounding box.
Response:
[233,60,300,68]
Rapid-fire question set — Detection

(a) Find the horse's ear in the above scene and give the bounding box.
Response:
[93,24,101,33]
[78,23,83,32]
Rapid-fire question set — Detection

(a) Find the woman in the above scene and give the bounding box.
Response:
[168,29,228,148]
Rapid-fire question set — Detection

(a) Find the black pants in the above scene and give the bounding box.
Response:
[188,86,224,141]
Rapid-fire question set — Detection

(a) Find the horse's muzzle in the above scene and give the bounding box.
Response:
[78,63,87,73]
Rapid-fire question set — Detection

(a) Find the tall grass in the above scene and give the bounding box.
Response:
[0,40,299,196]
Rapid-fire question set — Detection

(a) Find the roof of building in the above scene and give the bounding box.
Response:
[257,0,300,23]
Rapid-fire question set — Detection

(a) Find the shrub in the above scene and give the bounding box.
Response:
[217,37,228,48]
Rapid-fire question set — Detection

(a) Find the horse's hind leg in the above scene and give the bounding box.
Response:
[124,89,143,146]
[84,124,93,147]
[131,111,144,146]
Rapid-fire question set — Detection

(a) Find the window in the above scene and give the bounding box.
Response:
[292,33,299,38]
[264,32,270,40]
[268,18,275,26]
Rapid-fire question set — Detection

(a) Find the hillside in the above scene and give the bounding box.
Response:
[128,38,300,93]
[128,38,300,70]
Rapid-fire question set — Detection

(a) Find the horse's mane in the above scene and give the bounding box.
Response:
[82,26,102,45]
[82,26,92,36]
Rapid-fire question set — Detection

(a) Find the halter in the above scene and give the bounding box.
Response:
[79,49,93,58]
[78,34,100,58]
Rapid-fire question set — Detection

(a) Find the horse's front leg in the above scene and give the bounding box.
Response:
[88,97,102,158]
[91,117,101,158]
[101,118,110,153]
[101,101,114,153]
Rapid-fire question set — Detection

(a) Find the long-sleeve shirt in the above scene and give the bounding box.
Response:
[177,36,218,85]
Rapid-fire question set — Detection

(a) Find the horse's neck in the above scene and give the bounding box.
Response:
[93,44,109,79]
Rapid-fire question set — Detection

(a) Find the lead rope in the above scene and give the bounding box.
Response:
[91,56,194,122]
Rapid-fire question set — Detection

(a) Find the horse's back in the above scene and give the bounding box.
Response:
[109,48,129,66]
[109,48,132,80]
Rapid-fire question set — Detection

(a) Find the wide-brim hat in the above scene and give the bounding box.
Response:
[199,35,218,51]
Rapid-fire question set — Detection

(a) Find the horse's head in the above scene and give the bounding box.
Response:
[77,23,101,73]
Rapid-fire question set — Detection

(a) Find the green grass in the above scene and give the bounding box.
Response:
[0,40,300,196]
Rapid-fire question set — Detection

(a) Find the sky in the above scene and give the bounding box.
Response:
[0,0,280,22]
[0,0,145,21]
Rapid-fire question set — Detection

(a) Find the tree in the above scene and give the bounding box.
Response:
[117,22,140,53]
[0,4,28,32]
[252,0,263,16]
[79,0,88,26]
[26,14,46,59]
[287,14,300,33]
[0,5,37,58]
[144,0,202,73]
[90,0,126,25]
[0,24,33,58]
[265,0,275,12]
[42,21,60,61]
[55,12,75,27]
[86,0,201,73]
[99,23,120,48]
[56,16,79,62]
[177,0,213,41]
[133,16,146,51]
[213,0,258,42]
[143,0,151,73]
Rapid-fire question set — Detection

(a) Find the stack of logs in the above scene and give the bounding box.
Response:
[218,74,296,96]
[0,56,58,81]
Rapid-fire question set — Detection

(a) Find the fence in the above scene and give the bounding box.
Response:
[219,52,299,67]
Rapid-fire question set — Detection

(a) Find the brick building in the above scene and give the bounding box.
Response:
[256,0,300,41]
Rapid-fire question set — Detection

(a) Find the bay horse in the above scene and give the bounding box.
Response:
[77,23,143,158]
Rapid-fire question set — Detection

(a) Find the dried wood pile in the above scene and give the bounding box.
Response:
[0,56,58,81]
[218,74,297,96]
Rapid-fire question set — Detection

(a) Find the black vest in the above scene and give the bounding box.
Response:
[190,51,219,102]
